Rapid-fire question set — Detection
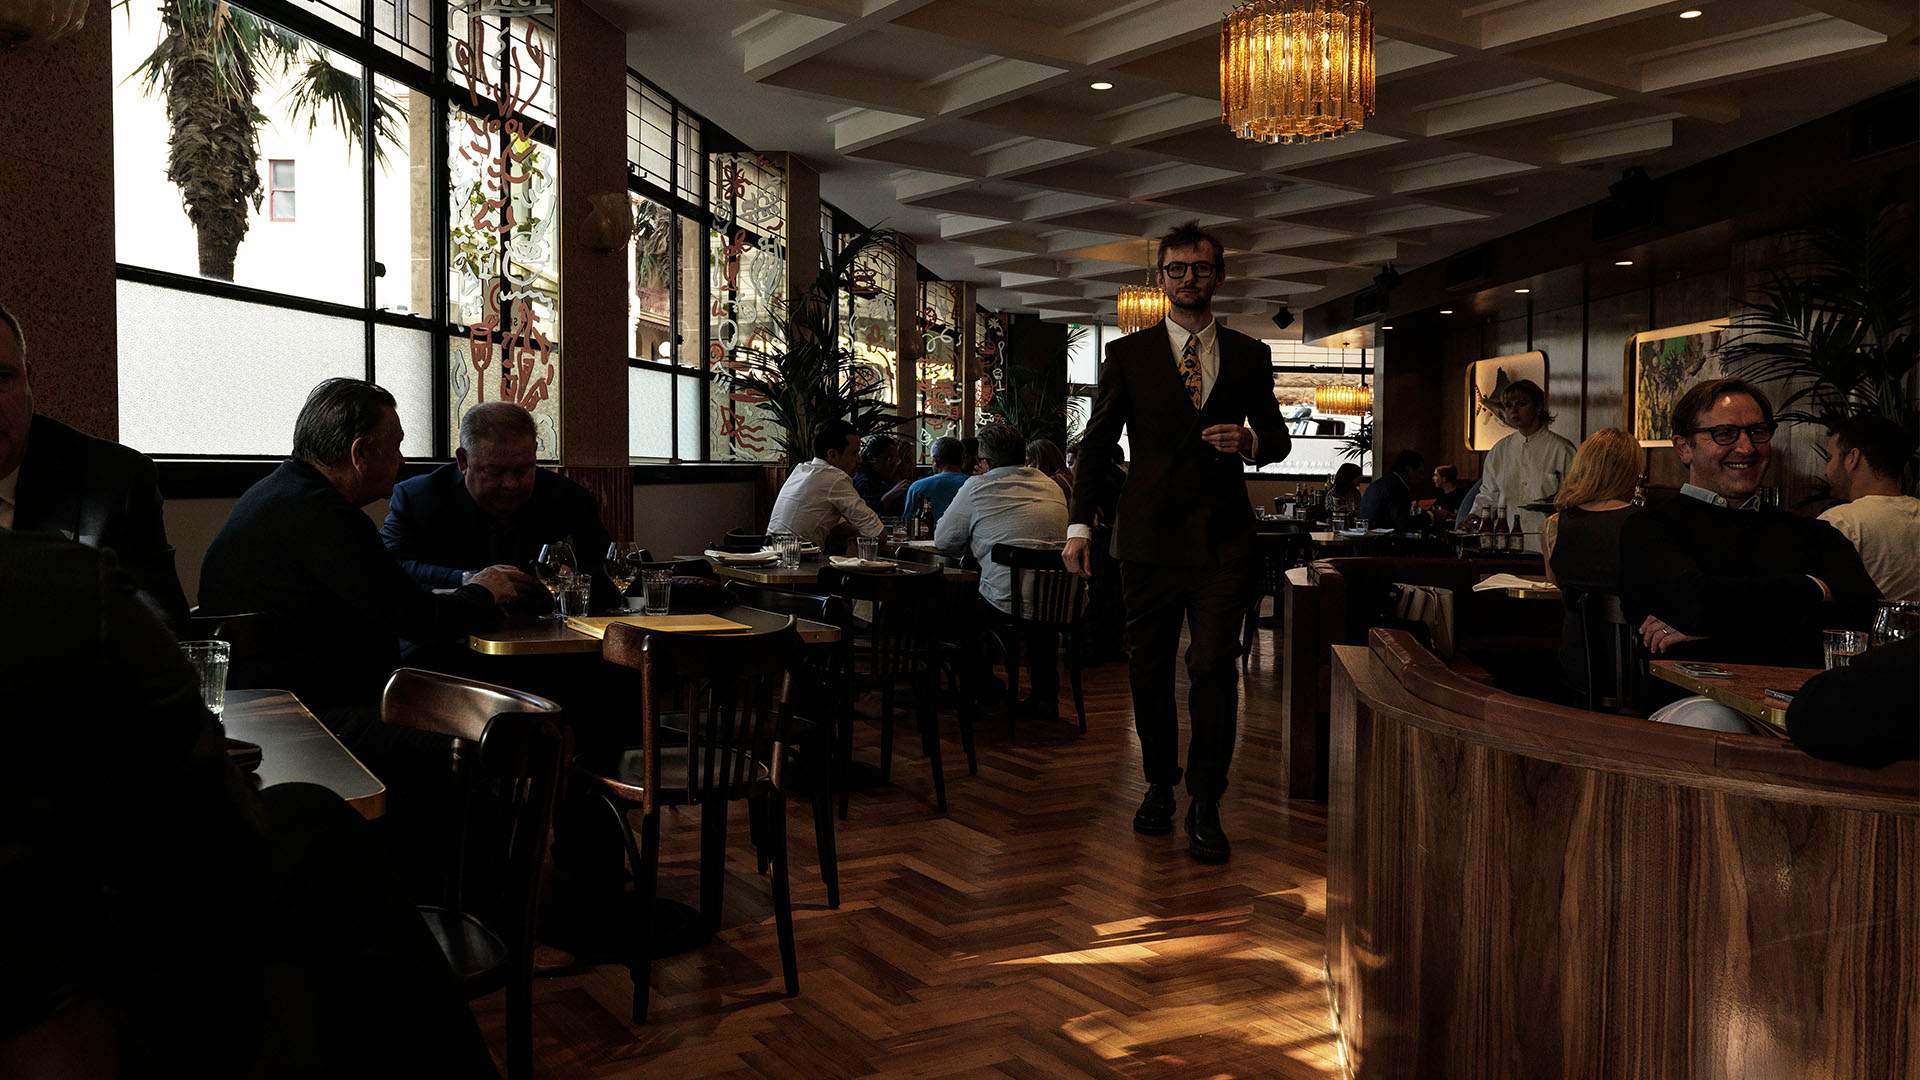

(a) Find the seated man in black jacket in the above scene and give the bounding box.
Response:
[0,531,496,1079]
[382,401,613,611]
[1785,637,1919,768]
[0,303,190,630]
[1623,378,1879,669]
[199,378,522,752]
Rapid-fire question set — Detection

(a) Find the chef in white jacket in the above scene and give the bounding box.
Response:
[1475,379,1575,552]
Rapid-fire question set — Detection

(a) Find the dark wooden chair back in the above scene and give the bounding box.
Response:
[378,669,562,1080]
[990,543,1085,630]
[719,530,768,553]
[604,619,802,806]
[891,544,974,572]
[721,584,854,715]
[1577,588,1638,713]
[819,565,942,683]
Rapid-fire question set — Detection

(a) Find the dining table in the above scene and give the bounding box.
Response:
[1648,660,1821,736]
[224,689,386,819]
[469,603,843,656]
[692,554,980,588]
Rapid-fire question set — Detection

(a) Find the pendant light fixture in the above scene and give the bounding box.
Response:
[1314,343,1372,414]
[1221,0,1376,145]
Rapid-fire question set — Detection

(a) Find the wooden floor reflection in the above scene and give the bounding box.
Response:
[477,628,1340,1078]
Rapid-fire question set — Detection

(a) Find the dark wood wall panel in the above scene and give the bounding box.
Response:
[1533,302,1586,441]
[1581,289,1646,439]
[1328,640,1920,1079]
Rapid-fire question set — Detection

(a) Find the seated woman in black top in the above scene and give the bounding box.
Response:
[1541,427,1641,701]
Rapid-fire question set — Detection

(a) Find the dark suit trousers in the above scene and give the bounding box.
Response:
[1120,540,1253,800]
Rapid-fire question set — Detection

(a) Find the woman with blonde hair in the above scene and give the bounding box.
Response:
[1542,427,1643,701]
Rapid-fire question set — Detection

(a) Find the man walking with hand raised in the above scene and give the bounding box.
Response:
[1063,222,1291,863]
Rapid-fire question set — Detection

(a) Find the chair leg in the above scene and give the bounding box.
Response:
[508,926,532,1080]
[1005,631,1021,738]
[955,661,978,777]
[836,702,853,821]
[602,794,657,1026]
[879,682,896,783]
[916,674,947,814]
[811,781,840,909]
[699,795,727,932]
[769,787,799,997]
[749,786,770,875]
[1067,635,1087,734]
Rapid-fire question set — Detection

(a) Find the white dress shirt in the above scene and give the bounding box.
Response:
[1475,426,1575,552]
[766,458,883,549]
[1821,494,1920,602]
[0,466,17,530]
[934,466,1068,614]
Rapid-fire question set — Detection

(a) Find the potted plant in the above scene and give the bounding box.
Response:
[720,226,907,467]
[1720,203,1917,464]
[981,323,1087,444]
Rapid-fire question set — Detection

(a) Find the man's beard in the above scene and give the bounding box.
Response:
[1169,289,1209,312]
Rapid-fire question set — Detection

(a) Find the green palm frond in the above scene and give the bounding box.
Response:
[284,56,406,166]
[984,322,1085,443]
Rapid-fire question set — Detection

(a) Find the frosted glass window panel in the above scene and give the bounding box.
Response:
[629,367,672,459]
[117,280,366,456]
[676,375,702,461]
[1068,324,1099,385]
[376,323,434,458]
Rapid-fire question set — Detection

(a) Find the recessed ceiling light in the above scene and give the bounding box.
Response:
[1381,324,1394,330]
[1089,81,1114,91]
[1439,309,1454,315]
[1679,9,1702,19]
[1514,288,1531,294]
[1615,259,1634,266]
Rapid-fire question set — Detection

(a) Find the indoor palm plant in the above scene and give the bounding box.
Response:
[124,0,401,280]
[981,323,1087,444]
[1720,203,1917,453]
[721,226,907,467]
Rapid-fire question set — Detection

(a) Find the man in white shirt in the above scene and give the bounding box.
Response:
[767,418,884,550]
[1475,379,1575,551]
[1819,414,1919,601]
[935,423,1069,715]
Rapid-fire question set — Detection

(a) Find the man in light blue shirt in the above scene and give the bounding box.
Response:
[935,424,1069,715]
[903,436,970,529]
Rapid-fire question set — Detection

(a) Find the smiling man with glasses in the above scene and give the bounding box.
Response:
[1621,378,1878,673]
[1062,221,1291,864]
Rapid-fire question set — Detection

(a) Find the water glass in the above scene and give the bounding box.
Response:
[773,532,803,569]
[1823,629,1867,670]
[641,569,674,615]
[856,536,880,563]
[1870,600,1920,646]
[180,640,232,722]
[559,576,591,617]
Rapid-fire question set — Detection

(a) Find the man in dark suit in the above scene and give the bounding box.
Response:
[199,379,521,750]
[1063,221,1291,863]
[382,401,610,610]
[0,304,189,629]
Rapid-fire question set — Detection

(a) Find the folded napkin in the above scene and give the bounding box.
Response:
[828,556,894,570]
[703,548,779,565]
[1472,573,1556,593]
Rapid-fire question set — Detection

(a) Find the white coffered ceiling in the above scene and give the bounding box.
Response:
[611,0,1917,339]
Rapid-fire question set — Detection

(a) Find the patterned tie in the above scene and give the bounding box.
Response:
[1177,334,1205,410]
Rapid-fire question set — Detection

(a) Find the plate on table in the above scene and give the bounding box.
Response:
[702,548,780,565]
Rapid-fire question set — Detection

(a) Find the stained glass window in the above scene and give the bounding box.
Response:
[916,280,963,462]
[708,151,788,462]
[843,243,898,407]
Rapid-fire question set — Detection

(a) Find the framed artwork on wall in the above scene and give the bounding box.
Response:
[1465,350,1547,451]
[1624,319,1730,447]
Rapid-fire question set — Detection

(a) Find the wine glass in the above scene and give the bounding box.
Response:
[606,541,645,611]
[535,541,577,622]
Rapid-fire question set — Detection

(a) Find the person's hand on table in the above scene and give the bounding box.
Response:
[1062,535,1092,578]
[1201,423,1253,455]
[1639,614,1706,654]
[467,564,530,605]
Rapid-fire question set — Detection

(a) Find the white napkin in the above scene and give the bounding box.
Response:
[829,555,892,569]
[703,548,778,565]
[1472,573,1555,593]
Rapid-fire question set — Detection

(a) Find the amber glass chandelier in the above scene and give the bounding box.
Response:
[1221,0,1375,145]
[1314,383,1372,414]
[1116,277,1169,335]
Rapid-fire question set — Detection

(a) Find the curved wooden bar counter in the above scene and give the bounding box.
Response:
[1327,629,1919,1079]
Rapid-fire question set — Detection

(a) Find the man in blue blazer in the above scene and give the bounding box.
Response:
[382,402,615,611]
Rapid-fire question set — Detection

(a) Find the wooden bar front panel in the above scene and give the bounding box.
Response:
[1327,640,1919,1079]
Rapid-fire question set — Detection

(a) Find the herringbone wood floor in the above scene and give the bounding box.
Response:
[477,632,1339,1078]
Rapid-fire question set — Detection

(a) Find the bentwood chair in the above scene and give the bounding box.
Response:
[721,582,850,908]
[1576,589,1639,714]
[818,564,955,813]
[1242,530,1311,668]
[379,669,564,1080]
[989,543,1091,735]
[580,620,804,1023]
[183,608,278,663]
[889,545,985,776]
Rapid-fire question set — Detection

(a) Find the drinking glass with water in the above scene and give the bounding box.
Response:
[773,532,803,569]
[180,640,232,723]
[641,570,674,615]
[1823,629,1867,670]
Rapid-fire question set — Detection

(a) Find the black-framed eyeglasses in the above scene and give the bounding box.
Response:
[1160,261,1218,280]
[1683,422,1776,446]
